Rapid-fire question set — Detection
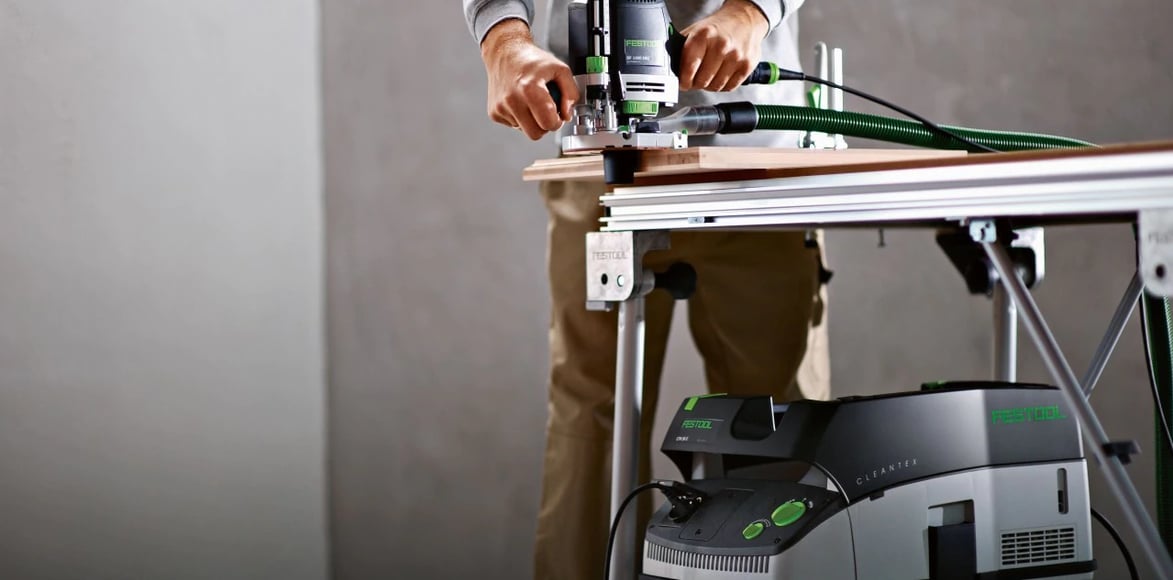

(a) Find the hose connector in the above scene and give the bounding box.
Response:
[640,106,724,136]
[715,102,758,134]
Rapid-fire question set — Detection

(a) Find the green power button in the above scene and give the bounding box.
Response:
[741,521,765,540]
[771,501,807,527]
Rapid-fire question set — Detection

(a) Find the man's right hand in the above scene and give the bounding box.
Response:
[480,19,579,141]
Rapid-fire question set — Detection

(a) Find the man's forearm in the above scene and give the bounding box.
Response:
[464,0,535,44]
[480,19,533,61]
[740,0,804,32]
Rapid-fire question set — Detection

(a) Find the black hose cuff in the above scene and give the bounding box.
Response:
[716,102,758,134]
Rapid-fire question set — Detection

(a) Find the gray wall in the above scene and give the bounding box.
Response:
[322,2,554,577]
[324,2,1173,580]
[0,2,328,579]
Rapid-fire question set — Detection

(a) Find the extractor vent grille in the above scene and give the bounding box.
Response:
[646,542,769,574]
[1000,526,1076,566]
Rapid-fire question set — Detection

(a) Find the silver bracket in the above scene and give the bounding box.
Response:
[969,219,997,243]
[1139,208,1173,297]
[1012,226,1046,286]
[966,221,1046,287]
[585,230,670,311]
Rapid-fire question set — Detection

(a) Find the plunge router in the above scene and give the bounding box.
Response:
[560,0,782,155]
[640,383,1097,579]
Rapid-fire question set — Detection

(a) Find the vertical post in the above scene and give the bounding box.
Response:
[829,47,848,150]
[610,297,645,580]
[993,282,1018,382]
[983,241,1173,578]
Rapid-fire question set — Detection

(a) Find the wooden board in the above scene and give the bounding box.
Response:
[522,147,968,182]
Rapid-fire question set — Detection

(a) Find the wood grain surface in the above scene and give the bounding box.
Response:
[521,141,1173,185]
[522,147,967,182]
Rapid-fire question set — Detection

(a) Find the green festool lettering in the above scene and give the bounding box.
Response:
[681,419,713,430]
[622,100,659,116]
[625,39,659,48]
[991,405,1068,425]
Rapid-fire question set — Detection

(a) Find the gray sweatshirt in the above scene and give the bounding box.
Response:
[463,0,809,148]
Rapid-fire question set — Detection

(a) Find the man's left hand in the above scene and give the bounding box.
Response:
[678,0,770,92]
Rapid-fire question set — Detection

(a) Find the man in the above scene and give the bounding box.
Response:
[463,1,830,578]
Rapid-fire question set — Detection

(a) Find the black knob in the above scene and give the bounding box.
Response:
[655,262,697,300]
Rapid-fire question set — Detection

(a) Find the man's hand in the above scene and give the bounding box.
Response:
[678,0,770,92]
[480,19,579,141]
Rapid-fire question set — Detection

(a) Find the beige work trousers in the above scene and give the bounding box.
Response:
[533,179,831,580]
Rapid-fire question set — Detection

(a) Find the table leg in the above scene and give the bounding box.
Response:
[983,241,1173,578]
[993,282,1018,382]
[610,298,645,580]
[1082,271,1144,396]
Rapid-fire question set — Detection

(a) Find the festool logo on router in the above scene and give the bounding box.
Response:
[991,405,1067,424]
[681,419,713,430]
[625,39,658,47]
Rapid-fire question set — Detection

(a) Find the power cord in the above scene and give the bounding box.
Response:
[1091,506,1140,580]
[1140,296,1173,458]
[770,67,1000,154]
[603,480,709,580]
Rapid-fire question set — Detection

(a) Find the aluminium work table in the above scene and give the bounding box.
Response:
[523,141,1173,579]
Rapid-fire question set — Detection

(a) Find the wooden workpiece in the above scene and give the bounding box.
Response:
[522,141,1173,187]
[522,147,967,183]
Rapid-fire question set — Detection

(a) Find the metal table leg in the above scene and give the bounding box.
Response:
[993,282,1018,382]
[1082,272,1144,396]
[982,241,1173,578]
[610,298,645,580]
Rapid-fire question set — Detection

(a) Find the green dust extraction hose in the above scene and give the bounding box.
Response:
[650,102,1097,152]
[752,104,1095,151]
[1141,292,1173,552]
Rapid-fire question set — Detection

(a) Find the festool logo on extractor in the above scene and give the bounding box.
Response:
[681,419,713,430]
[625,39,659,47]
[991,405,1068,424]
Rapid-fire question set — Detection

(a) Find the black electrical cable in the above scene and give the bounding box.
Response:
[781,69,1001,154]
[1139,296,1173,458]
[602,481,676,580]
[767,66,999,153]
[1091,506,1140,580]
[810,460,851,507]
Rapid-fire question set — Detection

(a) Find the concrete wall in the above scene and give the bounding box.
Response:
[0,2,328,579]
[324,1,1173,579]
[322,2,554,577]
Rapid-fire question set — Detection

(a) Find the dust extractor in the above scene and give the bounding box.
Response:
[638,384,1097,579]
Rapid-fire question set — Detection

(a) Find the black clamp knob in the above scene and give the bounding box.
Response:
[655,262,697,300]
[1103,440,1140,464]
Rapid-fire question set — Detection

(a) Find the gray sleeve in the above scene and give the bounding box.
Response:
[744,0,804,32]
[463,0,535,44]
